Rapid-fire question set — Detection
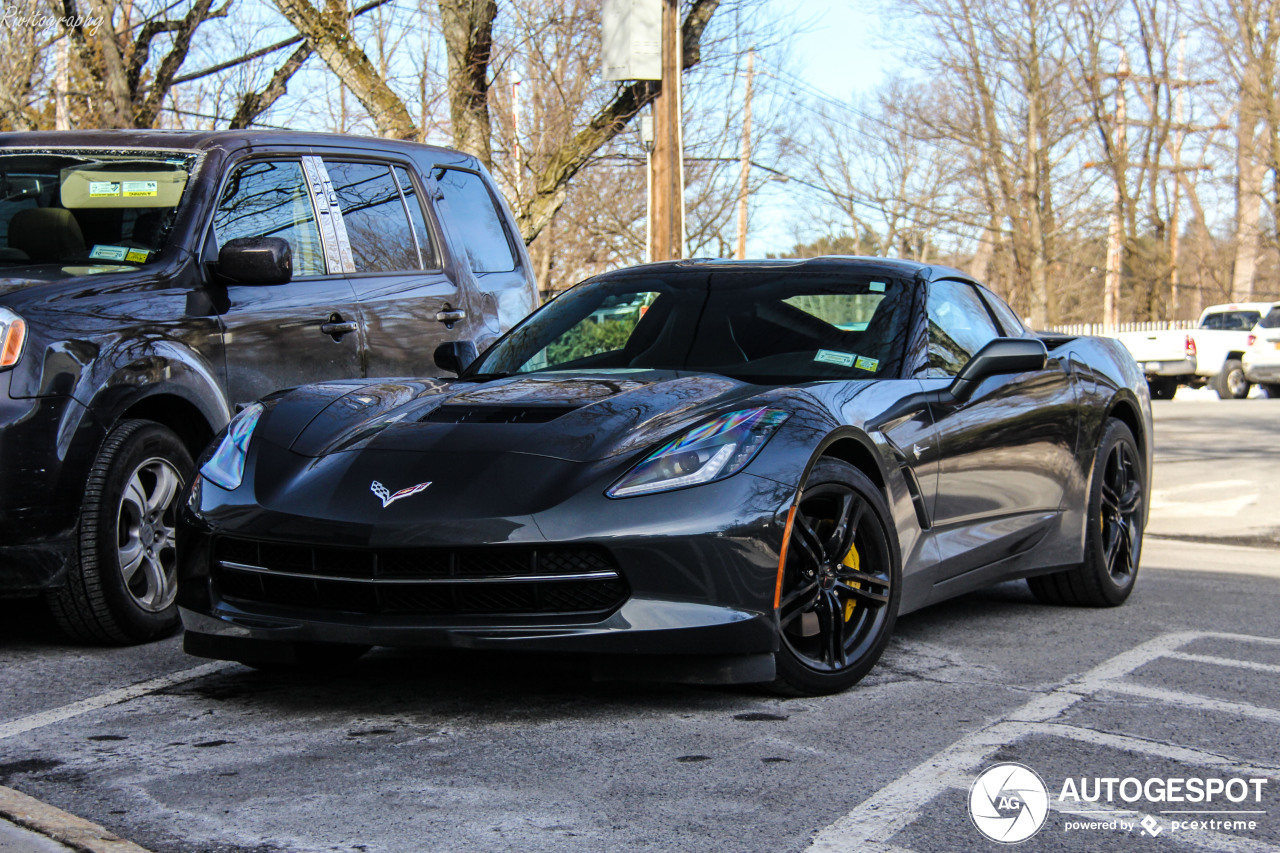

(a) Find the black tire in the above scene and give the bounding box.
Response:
[1147,377,1177,400]
[48,420,192,644]
[1212,359,1250,399]
[770,458,901,696]
[1028,419,1144,607]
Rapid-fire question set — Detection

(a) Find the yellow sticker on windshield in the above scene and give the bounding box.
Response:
[122,180,158,197]
[855,356,879,372]
[125,249,150,263]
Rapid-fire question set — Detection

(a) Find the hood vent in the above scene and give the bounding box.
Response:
[423,404,581,424]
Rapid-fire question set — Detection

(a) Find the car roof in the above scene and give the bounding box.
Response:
[0,129,474,166]
[594,255,969,282]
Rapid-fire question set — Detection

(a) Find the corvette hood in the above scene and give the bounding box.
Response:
[283,370,770,463]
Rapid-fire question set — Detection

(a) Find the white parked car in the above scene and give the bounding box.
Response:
[1118,302,1280,399]
[1243,305,1280,397]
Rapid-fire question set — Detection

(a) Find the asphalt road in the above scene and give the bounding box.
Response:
[1,398,1277,853]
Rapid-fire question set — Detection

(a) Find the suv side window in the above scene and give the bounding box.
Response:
[928,279,1001,377]
[213,160,326,276]
[433,167,515,273]
[325,160,431,273]
[393,166,437,269]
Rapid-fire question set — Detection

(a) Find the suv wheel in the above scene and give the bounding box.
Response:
[49,419,191,644]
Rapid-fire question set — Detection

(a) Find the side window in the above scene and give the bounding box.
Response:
[433,167,516,273]
[393,166,438,269]
[977,285,1031,337]
[213,160,326,276]
[927,279,1000,377]
[517,291,659,373]
[325,161,421,273]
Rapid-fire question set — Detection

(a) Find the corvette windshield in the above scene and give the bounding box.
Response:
[0,150,196,273]
[471,271,912,383]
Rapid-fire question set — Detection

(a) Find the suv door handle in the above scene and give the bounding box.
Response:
[436,308,467,324]
[320,320,358,337]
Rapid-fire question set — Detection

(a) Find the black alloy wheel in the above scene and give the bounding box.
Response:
[772,458,901,696]
[1028,419,1144,607]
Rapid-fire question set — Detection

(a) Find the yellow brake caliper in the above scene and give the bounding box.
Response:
[842,543,861,622]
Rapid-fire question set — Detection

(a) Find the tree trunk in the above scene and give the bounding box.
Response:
[437,0,496,167]
[1232,98,1264,301]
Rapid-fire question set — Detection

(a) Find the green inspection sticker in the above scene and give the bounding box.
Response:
[869,281,886,293]
[855,355,880,371]
[815,349,856,367]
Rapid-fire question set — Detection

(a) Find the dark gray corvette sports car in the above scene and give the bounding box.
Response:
[177,257,1152,695]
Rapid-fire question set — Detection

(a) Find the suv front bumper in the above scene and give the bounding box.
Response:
[0,372,96,593]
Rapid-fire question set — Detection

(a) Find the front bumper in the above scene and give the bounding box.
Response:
[0,373,96,593]
[177,460,795,661]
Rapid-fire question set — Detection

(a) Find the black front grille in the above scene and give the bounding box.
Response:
[423,404,579,424]
[212,538,627,618]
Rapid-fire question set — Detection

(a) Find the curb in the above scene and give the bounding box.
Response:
[0,786,154,853]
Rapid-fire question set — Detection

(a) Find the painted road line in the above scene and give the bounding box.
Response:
[0,662,234,741]
[0,786,154,853]
[1103,682,1280,725]
[1165,652,1280,675]
[805,631,1280,852]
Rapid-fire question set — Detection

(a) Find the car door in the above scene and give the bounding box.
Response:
[322,159,468,378]
[924,278,1077,580]
[208,156,364,409]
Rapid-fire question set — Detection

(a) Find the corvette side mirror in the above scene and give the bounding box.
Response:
[948,338,1048,401]
[434,340,478,376]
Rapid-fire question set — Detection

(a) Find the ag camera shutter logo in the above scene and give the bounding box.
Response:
[969,762,1050,843]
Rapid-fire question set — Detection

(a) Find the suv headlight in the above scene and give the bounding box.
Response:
[200,403,265,491]
[607,407,790,498]
[0,307,27,370]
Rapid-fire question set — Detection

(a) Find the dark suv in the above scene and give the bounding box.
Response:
[0,130,538,643]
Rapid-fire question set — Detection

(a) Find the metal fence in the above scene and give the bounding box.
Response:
[1047,320,1197,337]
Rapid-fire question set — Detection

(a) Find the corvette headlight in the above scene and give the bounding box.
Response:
[0,307,27,370]
[200,403,264,491]
[607,407,790,498]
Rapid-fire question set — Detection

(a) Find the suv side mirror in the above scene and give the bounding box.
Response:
[949,338,1047,401]
[218,237,292,285]
[434,340,478,376]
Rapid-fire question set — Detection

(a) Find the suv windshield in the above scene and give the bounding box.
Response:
[1259,307,1280,329]
[471,271,911,384]
[0,150,196,271]
[1199,310,1261,331]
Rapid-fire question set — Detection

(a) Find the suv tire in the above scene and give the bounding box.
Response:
[49,420,190,643]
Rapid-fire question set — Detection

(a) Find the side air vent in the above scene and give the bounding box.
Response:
[423,404,580,424]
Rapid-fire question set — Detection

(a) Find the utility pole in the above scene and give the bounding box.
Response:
[1169,36,1185,316]
[735,48,755,260]
[649,0,683,261]
[511,79,523,198]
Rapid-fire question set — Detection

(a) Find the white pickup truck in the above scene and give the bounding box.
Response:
[1118,302,1280,399]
